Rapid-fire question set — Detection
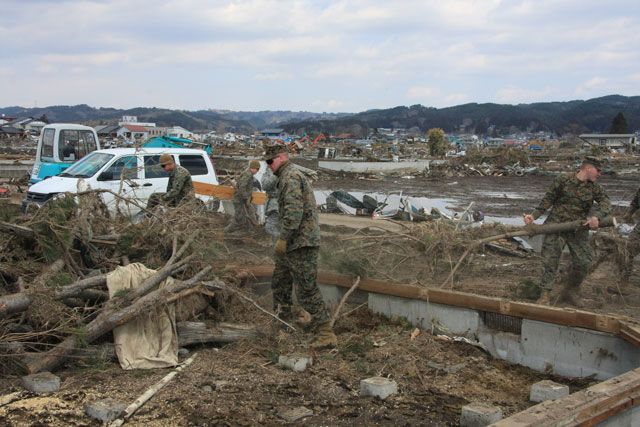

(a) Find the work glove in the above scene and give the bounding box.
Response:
[274,238,287,257]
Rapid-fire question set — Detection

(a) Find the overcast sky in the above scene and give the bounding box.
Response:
[1,0,639,113]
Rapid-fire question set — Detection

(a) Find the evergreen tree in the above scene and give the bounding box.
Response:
[428,128,446,156]
[609,112,629,134]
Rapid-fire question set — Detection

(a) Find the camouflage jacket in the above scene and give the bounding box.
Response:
[233,168,254,203]
[261,168,279,214]
[162,164,194,206]
[275,160,320,250]
[531,173,611,223]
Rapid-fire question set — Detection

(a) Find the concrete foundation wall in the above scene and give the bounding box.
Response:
[318,284,640,381]
[318,160,430,173]
[597,404,640,427]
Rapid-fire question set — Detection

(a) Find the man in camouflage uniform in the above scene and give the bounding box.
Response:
[621,186,640,284]
[524,157,611,305]
[224,160,260,233]
[261,165,281,247]
[264,144,337,349]
[147,153,195,208]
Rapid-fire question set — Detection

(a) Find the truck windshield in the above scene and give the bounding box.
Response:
[59,152,114,178]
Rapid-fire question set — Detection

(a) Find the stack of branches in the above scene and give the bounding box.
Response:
[320,217,619,288]
[0,192,273,375]
[320,220,506,283]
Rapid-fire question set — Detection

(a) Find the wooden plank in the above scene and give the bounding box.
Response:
[192,182,266,205]
[493,367,640,426]
[231,266,630,339]
[619,322,640,347]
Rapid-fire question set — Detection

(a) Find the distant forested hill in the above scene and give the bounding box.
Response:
[0,105,349,133]
[281,95,640,137]
[1,95,638,136]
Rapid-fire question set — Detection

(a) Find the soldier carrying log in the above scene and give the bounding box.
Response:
[524,156,611,306]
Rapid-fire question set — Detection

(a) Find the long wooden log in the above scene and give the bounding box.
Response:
[0,273,108,319]
[25,275,217,374]
[441,216,618,288]
[0,221,35,239]
[177,321,260,346]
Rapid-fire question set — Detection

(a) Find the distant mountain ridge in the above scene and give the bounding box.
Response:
[281,95,640,137]
[1,95,638,136]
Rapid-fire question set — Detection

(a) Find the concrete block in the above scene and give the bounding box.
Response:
[530,380,569,402]
[278,406,313,422]
[278,354,313,372]
[21,372,61,393]
[84,398,126,423]
[460,402,502,426]
[360,376,397,399]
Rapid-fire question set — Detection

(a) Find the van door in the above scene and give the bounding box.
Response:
[93,155,141,215]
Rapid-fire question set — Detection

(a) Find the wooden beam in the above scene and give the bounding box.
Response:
[492,367,640,426]
[232,266,631,340]
[192,182,266,205]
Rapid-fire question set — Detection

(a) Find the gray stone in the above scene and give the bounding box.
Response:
[21,372,61,393]
[530,380,569,403]
[201,385,213,392]
[278,354,313,372]
[279,406,313,422]
[360,376,398,399]
[178,347,190,355]
[460,402,502,426]
[84,398,126,423]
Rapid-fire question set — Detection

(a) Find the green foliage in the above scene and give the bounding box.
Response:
[340,336,373,355]
[609,112,629,134]
[32,195,77,262]
[590,145,602,156]
[46,272,74,288]
[319,239,372,278]
[73,325,89,348]
[353,359,375,375]
[389,316,413,330]
[428,128,446,156]
[266,349,281,364]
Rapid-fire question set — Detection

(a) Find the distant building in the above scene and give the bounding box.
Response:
[579,134,637,152]
[260,128,287,139]
[117,124,149,141]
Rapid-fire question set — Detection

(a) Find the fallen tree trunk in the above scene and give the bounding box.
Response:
[0,273,109,319]
[441,216,617,288]
[25,270,214,374]
[177,321,260,346]
[0,221,35,239]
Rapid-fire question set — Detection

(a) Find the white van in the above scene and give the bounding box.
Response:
[23,147,219,216]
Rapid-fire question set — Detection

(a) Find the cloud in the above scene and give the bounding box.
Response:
[496,86,557,104]
[253,72,294,81]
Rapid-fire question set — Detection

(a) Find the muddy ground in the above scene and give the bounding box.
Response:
[1,154,639,426]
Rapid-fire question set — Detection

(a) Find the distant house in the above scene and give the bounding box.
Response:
[96,124,120,139]
[117,124,149,141]
[148,127,169,138]
[579,134,637,152]
[166,126,193,139]
[260,128,287,139]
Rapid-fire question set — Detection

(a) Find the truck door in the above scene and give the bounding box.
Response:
[94,155,141,215]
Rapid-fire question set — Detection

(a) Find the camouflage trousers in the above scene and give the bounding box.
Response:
[540,231,591,291]
[272,246,329,326]
[225,199,257,233]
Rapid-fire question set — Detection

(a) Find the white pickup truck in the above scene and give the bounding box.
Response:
[23,147,222,215]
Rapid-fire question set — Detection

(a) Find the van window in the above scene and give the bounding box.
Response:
[41,128,55,160]
[179,154,208,176]
[103,156,138,180]
[143,155,169,179]
[58,130,98,161]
